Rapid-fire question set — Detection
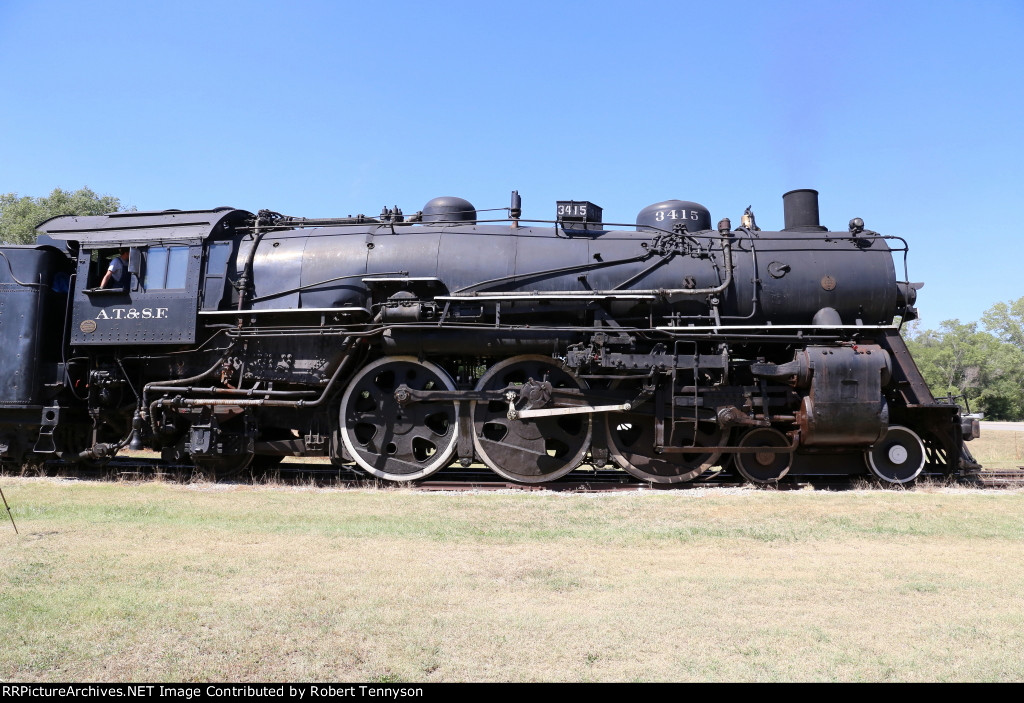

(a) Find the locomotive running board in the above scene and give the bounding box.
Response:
[655,324,900,331]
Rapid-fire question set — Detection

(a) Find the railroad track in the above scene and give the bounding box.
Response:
[967,469,1024,488]
[5,457,1023,491]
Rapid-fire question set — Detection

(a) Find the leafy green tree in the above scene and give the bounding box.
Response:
[905,318,1024,420]
[978,296,1024,419]
[982,297,1024,349]
[0,187,128,244]
[906,320,985,398]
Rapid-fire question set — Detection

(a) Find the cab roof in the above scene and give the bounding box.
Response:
[35,208,253,246]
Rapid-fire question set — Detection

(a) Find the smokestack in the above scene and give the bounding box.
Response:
[782,189,827,231]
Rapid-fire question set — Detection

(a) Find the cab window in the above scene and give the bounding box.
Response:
[86,248,131,290]
[144,246,189,290]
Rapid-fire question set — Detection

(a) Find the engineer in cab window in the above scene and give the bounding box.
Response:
[100,248,130,289]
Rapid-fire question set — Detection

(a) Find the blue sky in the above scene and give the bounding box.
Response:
[1,0,1021,327]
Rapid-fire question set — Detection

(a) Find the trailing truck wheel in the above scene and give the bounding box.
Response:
[251,428,294,472]
[865,425,926,484]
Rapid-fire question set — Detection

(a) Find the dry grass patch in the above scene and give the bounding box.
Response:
[0,480,1022,682]
[969,430,1024,471]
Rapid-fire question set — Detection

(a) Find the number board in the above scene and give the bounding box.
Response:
[556,201,603,232]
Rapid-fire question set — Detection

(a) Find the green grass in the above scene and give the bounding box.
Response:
[1,479,1023,682]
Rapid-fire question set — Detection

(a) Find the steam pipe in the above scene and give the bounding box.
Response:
[141,347,237,408]
[443,237,733,301]
[278,215,381,227]
[145,337,368,438]
[144,385,318,398]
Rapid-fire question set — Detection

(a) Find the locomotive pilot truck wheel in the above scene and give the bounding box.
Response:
[865,425,926,484]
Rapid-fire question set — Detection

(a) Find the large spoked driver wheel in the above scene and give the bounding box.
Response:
[340,356,459,481]
[471,355,592,484]
[606,411,724,484]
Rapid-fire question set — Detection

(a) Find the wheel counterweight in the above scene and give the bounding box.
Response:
[340,356,459,481]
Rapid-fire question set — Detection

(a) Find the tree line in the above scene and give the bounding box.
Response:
[903,301,1024,420]
[2,187,1022,419]
[0,187,127,245]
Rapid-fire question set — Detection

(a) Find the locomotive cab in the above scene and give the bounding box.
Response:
[70,242,200,345]
[37,208,252,347]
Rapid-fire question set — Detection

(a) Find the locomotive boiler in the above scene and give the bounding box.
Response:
[0,188,979,485]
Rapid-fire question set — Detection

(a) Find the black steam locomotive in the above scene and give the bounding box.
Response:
[0,188,979,484]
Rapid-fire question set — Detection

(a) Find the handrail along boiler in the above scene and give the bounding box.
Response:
[0,188,980,484]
